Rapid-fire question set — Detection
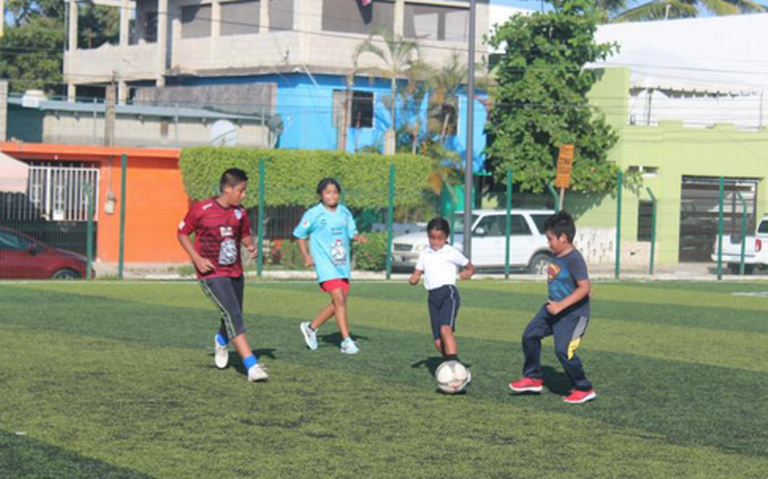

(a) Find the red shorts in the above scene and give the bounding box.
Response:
[320,279,350,294]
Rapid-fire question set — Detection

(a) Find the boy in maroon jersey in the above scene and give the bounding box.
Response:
[177,168,268,382]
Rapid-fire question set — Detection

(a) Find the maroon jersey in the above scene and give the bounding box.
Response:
[178,198,251,279]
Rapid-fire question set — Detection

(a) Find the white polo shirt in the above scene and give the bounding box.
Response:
[415,244,469,291]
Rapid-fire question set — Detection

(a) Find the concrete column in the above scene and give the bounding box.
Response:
[211,0,221,37]
[260,0,270,33]
[0,81,8,142]
[67,84,77,103]
[67,0,79,101]
[0,0,6,39]
[156,0,168,86]
[118,80,129,105]
[394,0,404,37]
[68,0,79,51]
[119,0,130,46]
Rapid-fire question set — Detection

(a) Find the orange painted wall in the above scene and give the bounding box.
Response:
[1,143,190,264]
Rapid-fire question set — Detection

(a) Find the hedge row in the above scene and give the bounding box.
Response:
[179,147,432,209]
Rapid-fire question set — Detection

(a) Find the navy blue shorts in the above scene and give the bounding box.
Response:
[428,285,460,340]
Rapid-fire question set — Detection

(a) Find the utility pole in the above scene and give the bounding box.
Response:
[105,80,116,147]
[463,0,476,261]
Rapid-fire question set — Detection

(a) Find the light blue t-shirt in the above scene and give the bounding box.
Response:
[293,203,358,283]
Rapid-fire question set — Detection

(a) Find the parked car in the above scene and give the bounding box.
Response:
[711,216,768,274]
[0,226,91,279]
[391,209,555,274]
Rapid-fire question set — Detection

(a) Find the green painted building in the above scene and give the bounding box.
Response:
[574,67,768,265]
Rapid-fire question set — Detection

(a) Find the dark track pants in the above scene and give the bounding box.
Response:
[521,306,592,391]
[199,276,246,340]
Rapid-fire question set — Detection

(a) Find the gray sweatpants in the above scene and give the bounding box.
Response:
[199,276,246,340]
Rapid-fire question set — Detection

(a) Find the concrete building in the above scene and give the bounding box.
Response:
[7,95,273,149]
[62,0,517,168]
[573,14,768,266]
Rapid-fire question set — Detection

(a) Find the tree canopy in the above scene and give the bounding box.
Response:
[486,0,620,193]
[1,0,118,94]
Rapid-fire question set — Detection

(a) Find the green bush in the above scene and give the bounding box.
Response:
[275,239,305,269]
[179,148,432,209]
[353,232,388,271]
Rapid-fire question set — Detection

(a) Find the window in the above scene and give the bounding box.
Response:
[322,0,394,35]
[181,5,212,39]
[474,215,531,237]
[270,0,293,32]
[333,90,374,129]
[637,201,653,242]
[628,165,658,178]
[404,3,468,42]
[221,0,260,36]
[0,229,31,251]
[759,220,768,234]
[139,11,158,43]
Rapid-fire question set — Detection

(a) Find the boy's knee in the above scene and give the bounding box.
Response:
[522,330,541,342]
[440,325,454,335]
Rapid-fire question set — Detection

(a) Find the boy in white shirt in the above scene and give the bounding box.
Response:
[409,217,476,364]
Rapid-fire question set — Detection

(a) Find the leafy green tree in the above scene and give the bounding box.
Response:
[0,0,118,94]
[486,0,619,193]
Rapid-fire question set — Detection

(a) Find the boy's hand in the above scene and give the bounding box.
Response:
[246,244,258,260]
[458,270,473,280]
[193,256,215,274]
[408,276,419,286]
[354,234,368,244]
[546,300,565,316]
[303,255,315,268]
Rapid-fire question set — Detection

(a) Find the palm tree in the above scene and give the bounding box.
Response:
[397,60,432,154]
[427,53,467,142]
[609,0,764,22]
[354,28,420,154]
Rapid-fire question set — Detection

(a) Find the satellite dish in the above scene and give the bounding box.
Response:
[209,120,238,146]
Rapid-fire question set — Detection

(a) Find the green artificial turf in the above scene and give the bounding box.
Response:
[2,280,767,478]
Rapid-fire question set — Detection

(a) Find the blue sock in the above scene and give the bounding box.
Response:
[215,333,228,346]
[243,354,258,370]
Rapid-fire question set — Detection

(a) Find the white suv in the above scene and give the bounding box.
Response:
[391,209,554,274]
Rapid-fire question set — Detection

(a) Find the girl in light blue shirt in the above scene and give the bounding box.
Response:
[294,178,367,354]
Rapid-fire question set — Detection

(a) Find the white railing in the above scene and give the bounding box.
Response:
[0,165,100,222]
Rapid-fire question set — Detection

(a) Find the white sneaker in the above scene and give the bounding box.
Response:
[214,336,229,369]
[247,364,269,382]
[300,322,318,350]
[340,338,359,355]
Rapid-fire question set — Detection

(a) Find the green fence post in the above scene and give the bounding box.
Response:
[85,182,95,280]
[504,168,513,279]
[615,170,623,280]
[257,158,266,278]
[118,154,127,280]
[646,187,657,276]
[717,176,724,280]
[546,183,560,212]
[385,164,396,280]
[449,190,456,246]
[736,191,747,276]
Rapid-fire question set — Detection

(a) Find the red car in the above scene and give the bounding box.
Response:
[0,226,92,279]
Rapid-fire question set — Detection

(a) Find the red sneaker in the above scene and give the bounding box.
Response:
[564,389,597,404]
[508,377,544,393]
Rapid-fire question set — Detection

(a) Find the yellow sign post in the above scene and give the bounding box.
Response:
[555,144,575,211]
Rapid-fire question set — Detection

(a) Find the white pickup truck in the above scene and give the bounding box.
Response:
[391,209,555,274]
[711,216,768,274]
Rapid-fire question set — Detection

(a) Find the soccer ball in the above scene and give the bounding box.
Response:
[435,360,471,394]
